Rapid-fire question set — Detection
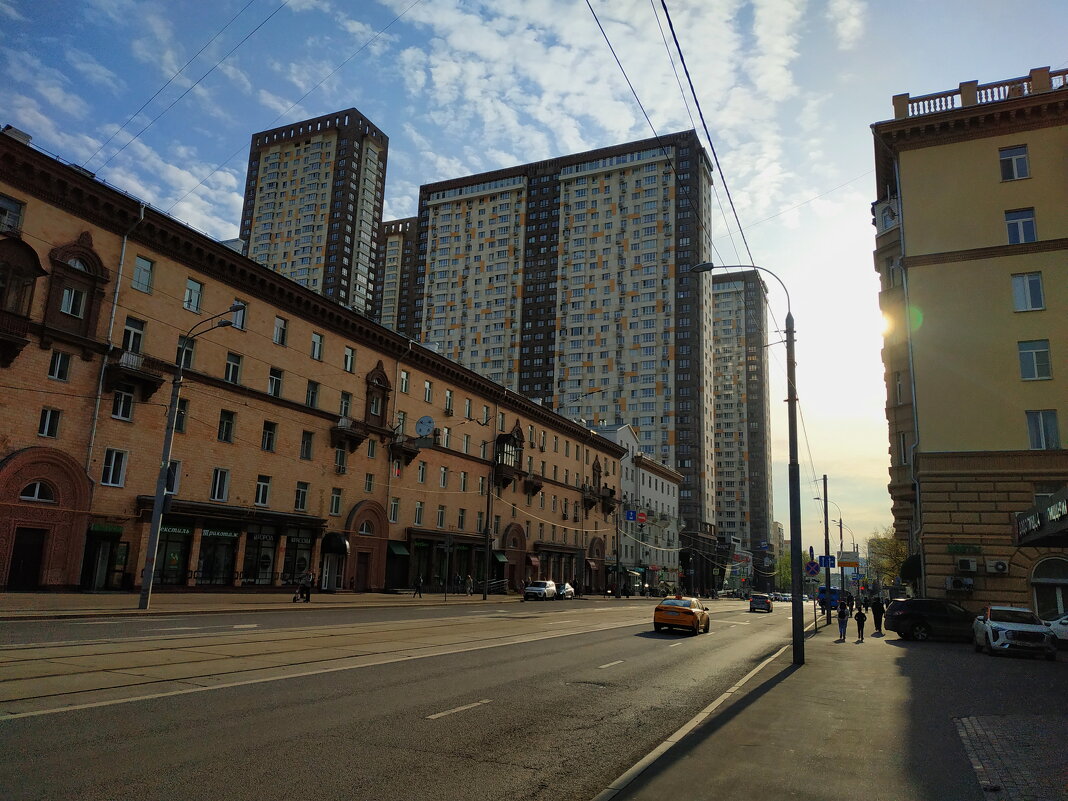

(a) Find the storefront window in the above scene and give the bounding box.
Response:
[198,527,240,585]
[1033,557,1068,620]
[155,521,192,585]
[282,528,315,584]
[243,526,278,585]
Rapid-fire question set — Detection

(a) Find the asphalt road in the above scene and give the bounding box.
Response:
[0,600,790,801]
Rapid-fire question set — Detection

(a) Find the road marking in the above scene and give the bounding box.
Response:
[598,660,624,669]
[426,699,492,720]
[723,620,751,625]
[668,642,682,648]
[232,624,258,629]
[155,627,204,631]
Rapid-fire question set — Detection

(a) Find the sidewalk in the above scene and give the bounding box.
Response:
[603,618,1068,801]
[0,589,524,620]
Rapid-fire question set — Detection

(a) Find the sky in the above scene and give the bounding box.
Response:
[3,0,1066,555]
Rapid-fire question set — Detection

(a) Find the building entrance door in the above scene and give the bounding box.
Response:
[354,552,370,592]
[8,528,47,590]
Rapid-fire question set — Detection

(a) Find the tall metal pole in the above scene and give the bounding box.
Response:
[823,475,831,623]
[785,312,805,665]
[839,517,846,604]
[482,461,494,601]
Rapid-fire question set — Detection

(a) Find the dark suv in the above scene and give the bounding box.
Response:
[883,598,975,641]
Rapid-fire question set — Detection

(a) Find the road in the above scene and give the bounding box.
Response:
[0,599,790,800]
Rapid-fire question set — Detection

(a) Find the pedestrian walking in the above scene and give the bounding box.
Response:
[836,601,849,641]
[854,607,867,641]
[846,594,855,614]
[870,597,885,634]
[862,596,870,612]
[465,574,473,596]
[412,574,423,598]
[298,570,313,603]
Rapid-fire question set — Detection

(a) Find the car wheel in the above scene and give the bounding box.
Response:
[911,622,931,642]
[692,621,700,636]
[703,619,710,633]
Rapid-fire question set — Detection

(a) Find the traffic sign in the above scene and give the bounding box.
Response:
[804,561,820,577]
[636,511,647,524]
[818,555,836,568]
[809,546,815,561]
[625,510,637,522]
[839,561,860,568]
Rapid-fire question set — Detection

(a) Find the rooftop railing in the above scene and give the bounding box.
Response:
[892,66,1068,119]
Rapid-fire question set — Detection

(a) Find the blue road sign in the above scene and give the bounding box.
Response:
[625,510,637,522]
[818,555,836,569]
[804,561,820,577]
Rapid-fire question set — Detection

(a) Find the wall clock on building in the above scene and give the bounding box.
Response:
[415,415,435,437]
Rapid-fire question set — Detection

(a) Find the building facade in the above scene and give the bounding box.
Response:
[372,216,417,332]
[871,66,1068,617]
[382,130,721,537]
[0,129,625,594]
[711,270,773,555]
[238,109,387,314]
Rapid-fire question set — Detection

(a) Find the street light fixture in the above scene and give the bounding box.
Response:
[689,262,804,665]
[138,302,245,610]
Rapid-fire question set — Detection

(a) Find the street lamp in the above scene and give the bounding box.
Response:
[689,262,804,665]
[138,302,245,610]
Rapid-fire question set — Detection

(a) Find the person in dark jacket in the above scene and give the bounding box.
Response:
[836,601,850,641]
[870,597,885,634]
[854,607,867,641]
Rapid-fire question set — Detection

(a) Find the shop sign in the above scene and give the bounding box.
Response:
[946,544,981,554]
[287,536,312,545]
[202,528,241,539]
[161,524,193,536]
[89,523,123,533]
[251,533,277,542]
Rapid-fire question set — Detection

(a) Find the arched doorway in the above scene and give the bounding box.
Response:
[344,500,388,591]
[1032,557,1068,622]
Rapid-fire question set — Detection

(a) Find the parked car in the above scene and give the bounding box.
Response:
[653,596,710,634]
[973,606,1058,660]
[1047,614,1068,648]
[749,593,773,613]
[524,580,557,601]
[555,582,575,600]
[883,598,974,641]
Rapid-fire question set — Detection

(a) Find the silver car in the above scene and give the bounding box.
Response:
[524,580,557,601]
[973,605,1057,660]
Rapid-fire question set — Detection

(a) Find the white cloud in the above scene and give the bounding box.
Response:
[0,0,27,22]
[65,49,126,94]
[257,89,307,120]
[217,61,252,94]
[826,0,866,50]
[3,49,90,118]
[0,94,102,162]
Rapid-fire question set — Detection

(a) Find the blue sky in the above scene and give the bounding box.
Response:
[3,0,1065,553]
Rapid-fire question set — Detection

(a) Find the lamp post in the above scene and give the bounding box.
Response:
[482,456,494,601]
[689,262,804,665]
[138,303,245,610]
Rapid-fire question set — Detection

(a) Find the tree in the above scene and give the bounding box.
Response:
[867,526,909,588]
[775,552,793,590]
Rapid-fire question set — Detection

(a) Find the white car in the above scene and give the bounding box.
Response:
[973,605,1058,660]
[1045,613,1068,647]
[524,580,557,601]
[555,582,575,600]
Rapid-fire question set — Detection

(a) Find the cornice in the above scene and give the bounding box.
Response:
[903,237,1068,268]
[917,450,1068,478]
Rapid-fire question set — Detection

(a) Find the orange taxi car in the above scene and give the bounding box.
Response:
[653,595,710,635]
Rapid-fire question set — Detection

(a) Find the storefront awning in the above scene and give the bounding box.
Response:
[321,532,350,555]
[527,555,540,567]
[586,559,598,571]
[627,570,641,576]
[388,541,410,557]
[493,551,509,563]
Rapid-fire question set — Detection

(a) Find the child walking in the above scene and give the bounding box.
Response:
[855,607,868,642]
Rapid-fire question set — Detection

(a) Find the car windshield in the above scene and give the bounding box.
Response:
[530,582,550,588]
[989,609,1041,625]
[659,599,691,608]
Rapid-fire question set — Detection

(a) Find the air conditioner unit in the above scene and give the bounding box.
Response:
[985,559,1010,575]
[956,558,978,573]
[945,576,974,591]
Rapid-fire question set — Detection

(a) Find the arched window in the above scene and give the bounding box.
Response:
[19,481,55,502]
[1032,557,1068,621]
[358,520,373,537]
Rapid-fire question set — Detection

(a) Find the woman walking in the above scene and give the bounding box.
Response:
[836,600,849,641]
[855,607,867,641]
[870,597,885,634]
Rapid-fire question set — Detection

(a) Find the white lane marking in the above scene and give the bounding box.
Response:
[668,643,682,648]
[723,620,751,625]
[598,660,624,669]
[155,627,204,631]
[426,699,492,720]
[232,624,258,629]
[70,618,182,625]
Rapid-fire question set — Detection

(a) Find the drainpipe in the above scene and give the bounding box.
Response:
[85,203,145,473]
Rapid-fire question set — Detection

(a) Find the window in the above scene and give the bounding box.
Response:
[417,461,427,483]
[444,389,453,412]
[294,481,309,511]
[183,278,203,312]
[367,439,376,459]
[101,448,127,486]
[459,471,468,492]
[176,336,195,369]
[897,431,909,465]
[218,410,235,442]
[439,466,448,488]
[48,351,71,381]
[330,488,342,516]
[60,287,86,318]
[305,380,319,408]
[423,380,433,402]
[388,497,400,522]
[1005,209,1037,245]
[414,501,424,525]
[209,467,230,499]
[343,346,355,373]
[112,385,134,420]
[1026,410,1060,450]
[1012,272,1044,311]
[260,421,277,451]
[999,145,1029,181]
[335,447,347,474]
[175,398,188,433]
[268,367,283,397]
[311,332,324,360]
[224,352,242,384]
[364,472,374,492]
[436,505,446,528]
[457,508,466,529]
[255,475,271,506]
[122,317,145,353]
[399,370,410,393]
[0,193,25,233]
[38,408,60,438]
[231,300,246,329]
[19,481,55,502]
[340,391,352,417]
[132,256,154,293]
[300,431,313,459]
[1018,340,1051,380]
[273,316,288,345]
[164,460,181,494]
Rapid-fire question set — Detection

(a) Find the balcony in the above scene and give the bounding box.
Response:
[581,484,599,511]
[103,350,167,400]
[600,486,618,515]
[523,477,544,496]
[389,434,422,466]
[0,308,31,368]
[893,66,1068,119]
